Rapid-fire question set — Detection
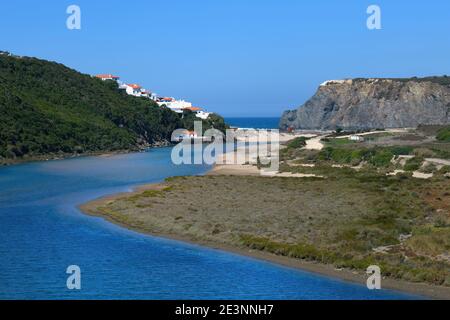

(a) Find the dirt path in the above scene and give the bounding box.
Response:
[305,135,325,150]
[334,128,411,139]
[426,158,450,166]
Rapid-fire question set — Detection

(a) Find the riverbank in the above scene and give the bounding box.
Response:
[79,175,450,300]
[0,140,171,166]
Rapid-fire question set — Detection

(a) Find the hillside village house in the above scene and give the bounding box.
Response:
[96,74,120,81]
[140,89,150,98]
[95,73,211,119]
[156,98,211,119]
[125,84,142,97]
[195,110,211,120]
[184,107,211,120]
[156,98,192,113]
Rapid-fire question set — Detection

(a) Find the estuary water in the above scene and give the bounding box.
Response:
[0,147,418,299]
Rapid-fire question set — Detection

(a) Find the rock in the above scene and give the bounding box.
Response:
[280,78,450,130]
[398,233,412,242]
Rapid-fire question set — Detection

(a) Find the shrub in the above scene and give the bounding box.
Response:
[438,165,450,174]
[369,150,394,167]
[436,126,450,142]
[389,146,414,156]
[404,157,424,171]
[420,163,437,174]
[287,137,308,149]
[413,148,436,158]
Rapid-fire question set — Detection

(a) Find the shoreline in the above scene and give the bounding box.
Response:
[79,182,450,300]
[0,141,172,167]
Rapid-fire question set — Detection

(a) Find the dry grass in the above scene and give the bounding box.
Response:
[87,171,450,286]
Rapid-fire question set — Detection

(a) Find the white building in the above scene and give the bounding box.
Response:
[139,89,151,98]
[150,93,158,101]
[156,98,211,119]
[195,110,211,120]
[96,74,120,81]
[349,135,365,142]
[126,84,142,97]
[157,98,192,113]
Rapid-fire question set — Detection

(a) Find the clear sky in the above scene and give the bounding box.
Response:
[1,0,450,116]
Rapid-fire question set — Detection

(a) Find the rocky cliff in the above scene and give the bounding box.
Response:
[279,78,450,130]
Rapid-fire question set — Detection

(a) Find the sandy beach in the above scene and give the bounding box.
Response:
[211,131,325,177]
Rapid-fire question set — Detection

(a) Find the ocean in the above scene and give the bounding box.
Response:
[225,117,280,129]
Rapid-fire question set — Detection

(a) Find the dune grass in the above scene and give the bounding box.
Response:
[88,171,450,287]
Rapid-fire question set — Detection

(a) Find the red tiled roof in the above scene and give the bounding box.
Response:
[96,74,119,79]
[185,107,202,111]
[127,84,141,89]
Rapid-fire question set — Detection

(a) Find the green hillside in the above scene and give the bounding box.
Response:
[0,54,226,163]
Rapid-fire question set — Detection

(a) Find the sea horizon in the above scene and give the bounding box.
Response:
[225,117,281,129]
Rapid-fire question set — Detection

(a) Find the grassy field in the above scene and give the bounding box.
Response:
[84,170,450,287]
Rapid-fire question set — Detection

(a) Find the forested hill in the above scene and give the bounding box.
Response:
[0,54,226,163]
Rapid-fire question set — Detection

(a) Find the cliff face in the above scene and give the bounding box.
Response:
[279,78,450,130]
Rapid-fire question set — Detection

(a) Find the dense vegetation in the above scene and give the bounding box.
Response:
[180,110,228,134]
[318,146,397,167]
[437,126,450,142]
[0,54,227,163]
[282,132,450,173]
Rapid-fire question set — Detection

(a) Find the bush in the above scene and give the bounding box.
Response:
[369,150,394,167]
[420,163,437,174]
[438,165,450,174]
[287,137,308,149]
[436,126,450,142]
[389,146,414,156]
[404,157,424,171]
[413,147,436,158]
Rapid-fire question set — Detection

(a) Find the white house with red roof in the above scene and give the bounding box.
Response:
[94,73,211,118]
[156,98,192,113]
[126,84,142,96]
[96,74,120,81]
[139,89,151,98]
[195,110,211,120]
[156,98,211,119]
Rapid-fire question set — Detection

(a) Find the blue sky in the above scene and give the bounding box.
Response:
[1,0,450,116]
